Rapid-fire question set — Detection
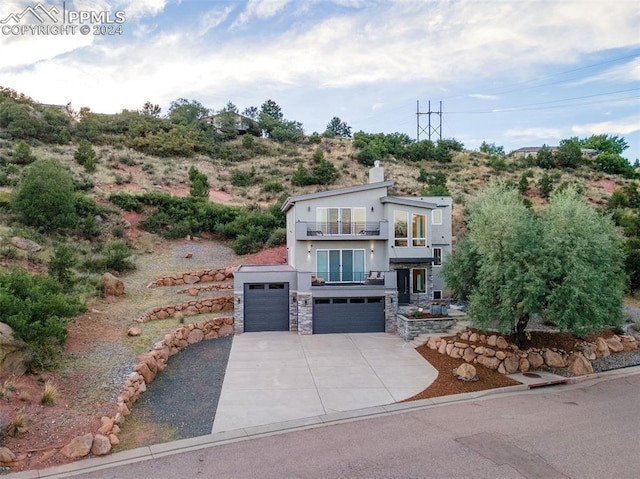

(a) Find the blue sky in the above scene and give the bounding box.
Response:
[1,0,639,159]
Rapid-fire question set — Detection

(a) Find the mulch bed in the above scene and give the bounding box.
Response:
[403,328,624,401]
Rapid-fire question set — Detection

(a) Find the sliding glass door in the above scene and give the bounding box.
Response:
[316,249,365,282]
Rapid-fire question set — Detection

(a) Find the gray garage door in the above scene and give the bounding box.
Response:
[244,283,290,332]
[313,297,385,334]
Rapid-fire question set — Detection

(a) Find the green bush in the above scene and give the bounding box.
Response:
[74,139,97,172]
[188,166,209,199]
[108,192,141,212]
[262,179,284,193]
[231,167,257,187]
[13,159,78,231]
[48,244,76,287]
[0,267,86,370]
[13,140,35,164]
[265,227,287,247]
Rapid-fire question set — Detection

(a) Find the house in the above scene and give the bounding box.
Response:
[233,162,452,335]
[510,146,559,158]
[202,111,254,134]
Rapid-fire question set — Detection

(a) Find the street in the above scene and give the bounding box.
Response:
[52,371,640,479]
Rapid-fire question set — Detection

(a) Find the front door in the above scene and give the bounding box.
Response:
[397,269,410,304]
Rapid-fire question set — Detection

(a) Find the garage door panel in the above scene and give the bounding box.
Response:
[244,283,289,332]
[313,297,384,334]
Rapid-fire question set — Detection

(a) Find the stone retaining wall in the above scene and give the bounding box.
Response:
[146,266,235,288]
[135,295,234,322]
[424,329,638,376]
[397,314,456,340]
[59,317,234,460]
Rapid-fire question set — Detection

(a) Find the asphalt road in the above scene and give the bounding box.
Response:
[55,371,640,479]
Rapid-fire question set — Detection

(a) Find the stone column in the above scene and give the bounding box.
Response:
[289,292,299,332]
[233,292,244,333]
[297,293,313,334]
[385,290,398,333]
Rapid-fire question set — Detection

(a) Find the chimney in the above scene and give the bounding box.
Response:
[369,160,384,183]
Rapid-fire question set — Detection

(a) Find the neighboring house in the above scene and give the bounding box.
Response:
[202,112,254,134]
[510,146,559,158]
[234,163,453,335]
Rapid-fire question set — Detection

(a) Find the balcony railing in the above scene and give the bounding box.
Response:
[295,221,388,240]
[311,271,386,286]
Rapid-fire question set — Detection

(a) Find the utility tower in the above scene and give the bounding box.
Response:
[416,100,442,142]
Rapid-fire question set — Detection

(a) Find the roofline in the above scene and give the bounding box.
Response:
[281,181,394,212]
[380,196,439,209]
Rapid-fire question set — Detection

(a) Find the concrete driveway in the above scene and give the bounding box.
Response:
[211,332,437,433]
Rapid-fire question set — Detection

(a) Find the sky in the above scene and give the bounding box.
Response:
[1,0,639,159]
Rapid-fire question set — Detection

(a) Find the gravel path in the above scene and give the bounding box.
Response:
[131,334,233,439]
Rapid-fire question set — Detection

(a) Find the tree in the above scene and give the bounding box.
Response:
[48,244,76,287]
[270,120,304,143]
[556,138,582,168]
[479,141,505,156]
[536,145,555,169]
[580,134,628,155]
[518,173,529,195]
[140,101,161,118]
[13,159,78,231]
[74,139,97,172]
[538,172,553,198]
[13,140,35,164]
[325,117,352,138]
[538,187,625,336]
[596,152,636,178]
[441,182,624,346]
[188,166,210,199]
[167,98,209,126]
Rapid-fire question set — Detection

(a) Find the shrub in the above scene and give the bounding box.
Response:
[0,268,85,369]
[74,139,97,172]
[102,241,135,272]
[108,192,141,211]
[40,382,57,406]
[265,227,287,247]
[188,166,209,199]
[13,159,78,231]
[231,167,257,187]
[538,172,553,198]
[262,179,284,193]
[48,244,76,287]
[13,140,35,164]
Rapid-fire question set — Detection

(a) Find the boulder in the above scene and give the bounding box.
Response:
[0,447,16,465]
[10,236,42,252]
[426,337,438,350]
[462,347,476,363]
[496,336,509,349]
[127,327,142,337]
[576,342,597,361]
[620,336,637,351]
[477,355,501,370]
[187,328,204,344]
[100,273,125,296]
[60,433,93,459]
[543,349,565,368]
[91,434,112,456]
[495,351,506,360]
[567,353,593,376]
[503,355,520,374]
[0,323,33,376]
[454,363,477,381]
[183,275,199,285]
[109,434,120,446]
[519,358,530,373]
[487,335,498,347]
[527,351,544,369]
[469,332,479,342]
[595,337,610,357]
[98,416,114,435]
[605,338,624,353]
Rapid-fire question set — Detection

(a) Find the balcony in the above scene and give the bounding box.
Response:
[311,271,388,287]
[295,221,389,240]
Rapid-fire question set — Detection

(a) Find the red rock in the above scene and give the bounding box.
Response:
[605,338,624,353]
[463,347,476,363]
[187,329,204,344]
[91,434,111,456]
[184,252,193,259]
[61,434,93,459]
[218,324,234,337]
[567,352,593,376]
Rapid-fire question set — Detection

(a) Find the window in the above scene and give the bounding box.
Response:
[433,247,442,266]
[412,214,426,247]
[317,249,365,282]
[413,269,425,293]
[433,290,442,300]
[317,207,366,235]
[394,211,408,247]
[432,209,442,225]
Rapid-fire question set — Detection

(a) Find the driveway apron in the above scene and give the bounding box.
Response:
[211,332,437,433]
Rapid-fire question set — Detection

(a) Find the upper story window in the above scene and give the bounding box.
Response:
[317,207,366,235]
[433,247,442,266]
[432,209,442,225]
[412,214,426,247]
[394,211,408,247]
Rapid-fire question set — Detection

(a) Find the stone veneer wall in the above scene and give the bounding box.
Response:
[385,291,398,333]
[297,293,313,334]
[397,314,456,340]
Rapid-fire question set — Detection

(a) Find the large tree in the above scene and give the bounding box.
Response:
[167,98,209,126]
[442,182,624,346]
[325,117,352,138]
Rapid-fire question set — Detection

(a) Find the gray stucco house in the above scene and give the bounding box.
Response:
[234,163,452,335]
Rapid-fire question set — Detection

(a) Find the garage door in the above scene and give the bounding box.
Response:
[244,283,289,332]
[313,297,385,334]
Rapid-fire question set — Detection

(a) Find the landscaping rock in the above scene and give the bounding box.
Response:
[503,355,520,374]
[487,335,498,346]
[100,273,125,296]
[605,338,624,353]
[0,322,33,376]
[463,347,476,363]
[454,363,477,381]
[477,355,501,370]
[61,433,93,459]
[567,353,593,376]
[91,434,112,456]
[543,349,565,368]
[595,337,610,357]
[496,336,509,349]
[0,447,16,465]
[10,236,42,252]
[576,342,597,361]
[519,358,530,373]
[127,327,142,337]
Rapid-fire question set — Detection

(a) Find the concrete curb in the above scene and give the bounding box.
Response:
[9,365,640,479]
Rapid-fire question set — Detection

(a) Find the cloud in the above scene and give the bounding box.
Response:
[571,56,640,86]
[505,127,565,141]
[469,94,498,100]
[198,6,234,35]
[371,103,384,111]
[571,115,640,136]
[232,0,291,28]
